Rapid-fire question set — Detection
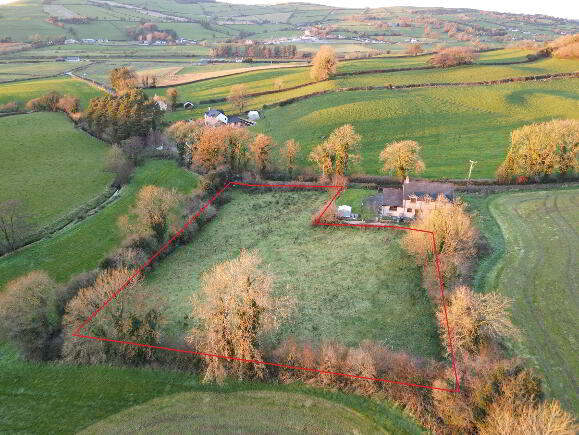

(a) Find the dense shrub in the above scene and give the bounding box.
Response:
[438,285,519,357]
[429,46,479,67]
[0,101,20,113]
[0,271,62,360]
[497,119,579,180]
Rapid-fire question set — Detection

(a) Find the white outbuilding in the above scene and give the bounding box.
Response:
[338,205,352,218]
[247,110,261,121]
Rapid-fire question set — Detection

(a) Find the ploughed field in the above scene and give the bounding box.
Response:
[481,188,579,413]
[144,189,442,359]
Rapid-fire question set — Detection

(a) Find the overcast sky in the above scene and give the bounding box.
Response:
[217,0,579,20]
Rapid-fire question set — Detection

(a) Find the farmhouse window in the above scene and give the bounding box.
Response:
[411,198,417,203]
[389,206,398,211]
[407,208,413,213]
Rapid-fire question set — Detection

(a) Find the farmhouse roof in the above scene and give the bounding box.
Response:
[205,108,224,117]
[404,181,454,201]
[382,188,403,207]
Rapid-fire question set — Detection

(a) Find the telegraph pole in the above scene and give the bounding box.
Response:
[468,160,478,181]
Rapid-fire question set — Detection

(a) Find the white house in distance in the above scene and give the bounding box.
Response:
[381,178,454,219]
[204,108,228,126]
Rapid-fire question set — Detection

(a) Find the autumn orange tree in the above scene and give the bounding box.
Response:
[186,250,292,383]
[193,124,252,172]
[165,119,205,164]
[118,185,182,243]
[309,124,361,176]
[497,119,579,180]
[249,133,275,174]
[62,268,163,365]
[281,139,301,176]
[379,140,426,180]
[110,67,138,93]
[310,45,338,81]
[403,196,477,267]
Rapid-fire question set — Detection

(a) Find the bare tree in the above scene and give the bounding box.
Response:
[0,200,31,253]
[228,84,247,113]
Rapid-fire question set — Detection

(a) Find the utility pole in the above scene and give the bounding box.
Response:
[468,160,478,181]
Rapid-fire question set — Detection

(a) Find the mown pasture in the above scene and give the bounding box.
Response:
[0,342,422,434]
[0,112,112,234]
[144,189,442,359]
[256,78,579,178]
[79,391,390,434]
[0,160,198,286]
[478,188,579,412]
[0,76,104,108]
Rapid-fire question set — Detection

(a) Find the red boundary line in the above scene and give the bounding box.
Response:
[72,181,460,393]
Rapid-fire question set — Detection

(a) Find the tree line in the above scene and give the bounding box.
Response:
[210,43,298,59]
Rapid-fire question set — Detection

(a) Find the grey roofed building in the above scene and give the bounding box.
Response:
[205,108,225,117]
[382,188,403,207]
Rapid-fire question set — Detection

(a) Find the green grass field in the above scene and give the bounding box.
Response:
[336,58,579,88]
[80,391,388,434]
[0,160,198,287]
[0,342,422,434]
[255,78,579,178]
[0,76,104,108]
[144,189,441,359]
[0,112,112,233]
[0,60,90,83]
[479,189,579,412]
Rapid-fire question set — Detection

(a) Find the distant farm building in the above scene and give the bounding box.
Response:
[381,178,454,219]
[153,95,168,111]
[204,108,255,127]
[204,108,228,126]
[247,110,261,121]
